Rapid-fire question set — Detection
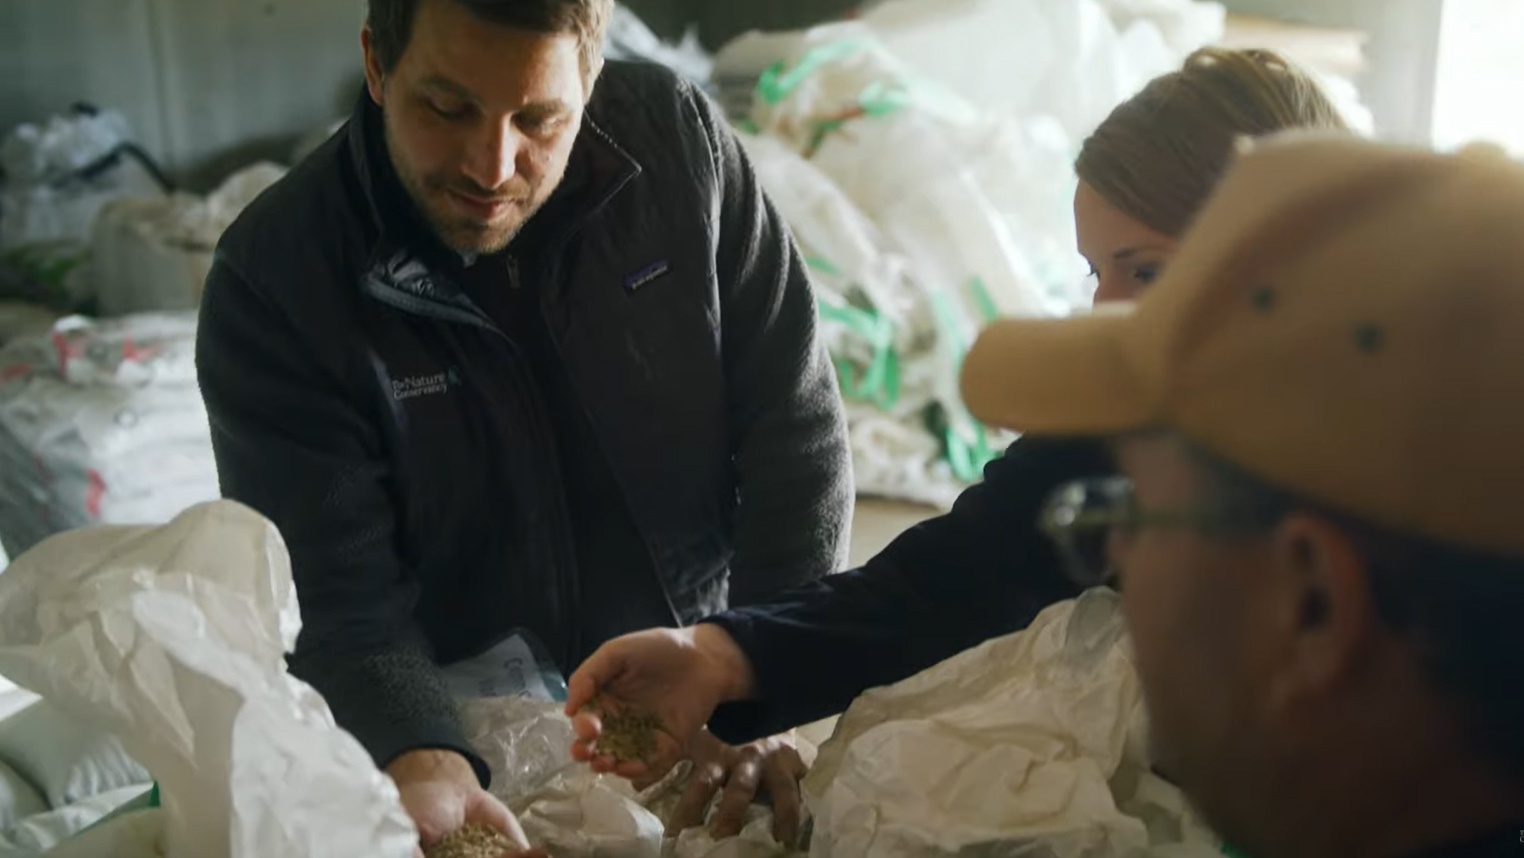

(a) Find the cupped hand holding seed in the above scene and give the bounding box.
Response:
[566,624,759,779]
[570,698,684,782]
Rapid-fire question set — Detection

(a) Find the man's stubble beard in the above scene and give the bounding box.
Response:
[384,118,551,257]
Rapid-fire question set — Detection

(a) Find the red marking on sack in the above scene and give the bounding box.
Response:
[120,336,161,363]
[85,469,106,520]
[50,330,85,374]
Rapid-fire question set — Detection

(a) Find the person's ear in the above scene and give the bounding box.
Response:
[361,25,387,107]
[1264,512,1378,710]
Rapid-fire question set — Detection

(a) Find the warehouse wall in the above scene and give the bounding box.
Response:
[1,0,367,188]
[1,0,1442,188]
[1218,0,1445,142]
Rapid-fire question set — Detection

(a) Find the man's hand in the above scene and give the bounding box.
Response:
[567,624,758,781]
[668,731,808,847]
[386,749,547,858]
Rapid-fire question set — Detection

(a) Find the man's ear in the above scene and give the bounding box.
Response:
[361,25,387,106]
[1266,513,1379,705]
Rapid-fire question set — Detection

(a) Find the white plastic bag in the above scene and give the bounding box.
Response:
[462,696,805,858]
[604,4,714,86]
[803,589,1222,858]
[0,109,164,310]
[0,501,418,858]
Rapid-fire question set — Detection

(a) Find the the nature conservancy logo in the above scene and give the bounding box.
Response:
[391,367,461,401]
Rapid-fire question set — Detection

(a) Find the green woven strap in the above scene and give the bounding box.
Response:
[926,277,1004,481]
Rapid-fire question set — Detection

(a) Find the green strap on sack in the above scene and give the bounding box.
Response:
[816,297,900,411]
[755,38,912,157]
[757,39,873,105]
[809,257,901,410]
[928,278,1002,481]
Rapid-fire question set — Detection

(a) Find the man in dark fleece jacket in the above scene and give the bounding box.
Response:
[195,0,850,851]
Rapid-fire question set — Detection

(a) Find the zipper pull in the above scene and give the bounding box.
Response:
[506,255,521,291]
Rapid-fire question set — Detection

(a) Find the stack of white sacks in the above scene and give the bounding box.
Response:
[0,312,218,558]
[720,0,1232,507]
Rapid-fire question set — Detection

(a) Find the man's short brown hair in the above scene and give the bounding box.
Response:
[367,0,612,82]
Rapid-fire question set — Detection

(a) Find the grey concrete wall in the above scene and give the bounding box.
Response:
[1,0,1440,188]
[2,0,366,189]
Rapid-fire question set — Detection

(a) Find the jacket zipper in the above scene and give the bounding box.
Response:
[364,266,584,669]
[503,251,586,667]
[537,232,684,630]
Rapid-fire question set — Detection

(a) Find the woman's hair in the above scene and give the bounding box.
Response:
[1076,47,1350,238]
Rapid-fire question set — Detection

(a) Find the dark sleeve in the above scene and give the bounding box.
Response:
[687,81,854,605]
[196,256,490,786]
[706,436,1115,742]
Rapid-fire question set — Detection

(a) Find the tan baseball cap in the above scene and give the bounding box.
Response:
[960,134,1524,556]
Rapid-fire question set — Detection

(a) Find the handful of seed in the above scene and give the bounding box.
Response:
[424,823,517,858]
[585,698,663,764]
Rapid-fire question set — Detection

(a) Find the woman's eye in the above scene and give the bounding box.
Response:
[1133,264,1161,284]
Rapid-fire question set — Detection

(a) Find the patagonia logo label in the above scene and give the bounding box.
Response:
[624,260,670,293]
[392,367,461,401]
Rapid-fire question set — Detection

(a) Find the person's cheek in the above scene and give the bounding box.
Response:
[1093,271,1134,306]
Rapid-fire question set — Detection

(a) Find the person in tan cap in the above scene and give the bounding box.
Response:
[960,135,1524,858]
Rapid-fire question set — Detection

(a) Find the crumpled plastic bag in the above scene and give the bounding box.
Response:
[462,696,804,858]
[803,589,1222,857]
[93,163,286,316]
[0,501,418,857]
[604,3,713,86]
[0,108,165,311]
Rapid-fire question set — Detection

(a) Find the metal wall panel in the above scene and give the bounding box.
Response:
[0,0,167,161]
[146,0,365,185]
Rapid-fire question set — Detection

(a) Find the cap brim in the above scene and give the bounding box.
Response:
[960,308,1158,436]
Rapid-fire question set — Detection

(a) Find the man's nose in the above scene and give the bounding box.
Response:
[462,119,519,191]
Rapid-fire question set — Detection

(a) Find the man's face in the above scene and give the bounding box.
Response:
[362,0,591,255]
[1108,436,1288,847]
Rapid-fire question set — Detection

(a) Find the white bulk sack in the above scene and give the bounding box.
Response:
[92,163,286,316]
[803,589,1224,857]
[0,312,217,556]
[0,501,418,858]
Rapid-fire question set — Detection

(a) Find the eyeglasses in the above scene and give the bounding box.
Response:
[1039,478,1261,588]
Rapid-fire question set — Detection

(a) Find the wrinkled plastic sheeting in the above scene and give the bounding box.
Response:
[0,111,132,188]
[752,23,1068,319]
[463,696,801,858]
[861,0,1221,140]
[738,132,991,507]
[0,501,418,858]
[605,3,714,86]
[803,589,1223,858]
